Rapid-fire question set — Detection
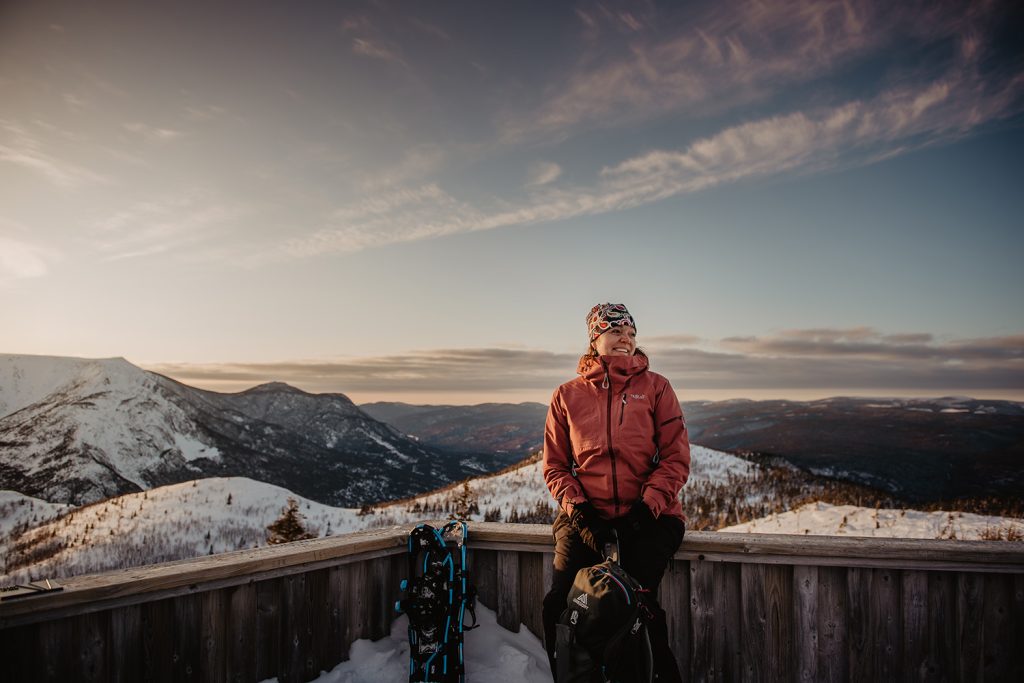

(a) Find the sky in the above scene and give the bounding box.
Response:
[2,0,1023,404]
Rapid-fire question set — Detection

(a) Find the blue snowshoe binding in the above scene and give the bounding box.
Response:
[395,521,477,683]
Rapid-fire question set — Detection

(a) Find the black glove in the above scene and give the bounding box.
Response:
[569,501,612,554]
[621,499,656,535]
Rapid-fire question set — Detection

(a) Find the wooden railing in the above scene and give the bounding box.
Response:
[1,523,1022,682]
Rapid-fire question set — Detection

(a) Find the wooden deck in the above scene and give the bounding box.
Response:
[1,523,1022,682]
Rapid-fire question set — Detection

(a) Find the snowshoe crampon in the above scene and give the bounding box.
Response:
[395,521,477,683]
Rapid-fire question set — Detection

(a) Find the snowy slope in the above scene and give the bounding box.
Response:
[0,446,793,582]
[719,501,1024,540]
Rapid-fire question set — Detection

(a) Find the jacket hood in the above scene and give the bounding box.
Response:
[577,350,649,383]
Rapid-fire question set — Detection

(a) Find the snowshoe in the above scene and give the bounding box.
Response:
[395,521,477,683]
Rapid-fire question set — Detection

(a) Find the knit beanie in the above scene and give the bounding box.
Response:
[586,303,636,342]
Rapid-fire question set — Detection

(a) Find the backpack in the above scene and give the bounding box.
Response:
[554,536,653,683]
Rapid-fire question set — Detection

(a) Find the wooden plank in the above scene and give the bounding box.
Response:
[199,590,226,683]
[981,573,1012,682]
[496,550,520,632]
[518,552,545,639]
[368,555,394,640]
[0,619,38,681]
[255,579,282,682]
[957,572,985,682]
[307,568,331,678]
[690,558,715,683]
[173,592,201,681]
[74,610,109,682]
[740,563,792,682]
[326,565,349,664]
[714,561,742,683]
[38,617,75,681]
[345,560,369,642]
[927,571,957,681]
[109,605,142,683]
[225,582,256,683]
[658,558,691,680]
[793,565,817,682]
[280,573,311,683]
[846,567,871,682]
[1013,574,1024,683]
[816,566,847,683]
[141,598,175,683]
[474,548,498,612]
[901,570,929,682]
[740,564,768,682]
[869,568,901,680]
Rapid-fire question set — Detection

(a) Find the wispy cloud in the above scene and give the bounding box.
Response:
[0,233,60,283]
[351,38,405,66]
[148,330,1024,398]
[526,161,563,187]
[91,192,246,261]
[0,119,109,188]
[504,0,989,141]
[279,58,1021,259]
[358,144,446,191]
[122,122,183,142]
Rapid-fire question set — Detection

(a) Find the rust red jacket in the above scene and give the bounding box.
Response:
[543,352,690,521]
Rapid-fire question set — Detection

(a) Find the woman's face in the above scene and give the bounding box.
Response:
[592,325,637,357]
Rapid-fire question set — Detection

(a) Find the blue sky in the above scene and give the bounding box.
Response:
[2,0,1022,402]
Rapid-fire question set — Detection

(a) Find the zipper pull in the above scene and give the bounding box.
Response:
[602,372,609,390]
[620,393,627,425]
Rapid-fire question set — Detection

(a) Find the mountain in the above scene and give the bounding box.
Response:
[681,397,1024,503]
[369,395,1024,504]
[0,445,769,581]
[0,354,513,507]
[7,444,1023,585]
[360,401,548,456]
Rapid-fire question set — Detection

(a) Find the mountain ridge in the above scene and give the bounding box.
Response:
[0,353,517,507]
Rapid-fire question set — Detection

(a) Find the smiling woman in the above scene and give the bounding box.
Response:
[541,302,691,682]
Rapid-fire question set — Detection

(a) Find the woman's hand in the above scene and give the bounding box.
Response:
[620,499,656,534]
[569,501,613,554]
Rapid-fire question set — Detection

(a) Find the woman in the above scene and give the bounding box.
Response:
[542,302,690,683]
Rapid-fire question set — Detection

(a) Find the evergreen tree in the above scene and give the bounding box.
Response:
[266,498,316,545]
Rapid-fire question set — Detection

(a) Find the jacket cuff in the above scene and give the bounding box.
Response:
[641,491,661,518]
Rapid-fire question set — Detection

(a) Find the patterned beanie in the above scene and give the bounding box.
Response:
[586,303,636,342]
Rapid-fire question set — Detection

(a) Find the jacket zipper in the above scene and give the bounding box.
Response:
[603,364,620,515]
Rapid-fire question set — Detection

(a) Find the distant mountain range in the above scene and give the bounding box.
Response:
[0,354,517,507]
[360,401,547,456]
[362,396,1024,504]
[681,397,1024,503]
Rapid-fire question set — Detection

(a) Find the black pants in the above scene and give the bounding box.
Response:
[542,511,685,683]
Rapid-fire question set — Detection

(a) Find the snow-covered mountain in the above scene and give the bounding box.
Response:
[16,444,1022,586]
[720,501,1024,540]
[0,354,513,507]
[0,445,753,581]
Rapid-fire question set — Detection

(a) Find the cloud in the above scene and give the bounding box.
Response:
[0,119,109,188]
[526,161,563,187]
[148,348,577,395]
[279,63,1020,260]
[147,330,1024,398]
[504,0,993,141]
[91,192,246,261]
[122,122,184,143]
[351,38,405,66]
[0,234,59,282]
[358,144,446,191]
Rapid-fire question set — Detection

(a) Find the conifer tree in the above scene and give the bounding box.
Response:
[266,498,316,545]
